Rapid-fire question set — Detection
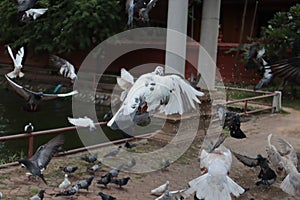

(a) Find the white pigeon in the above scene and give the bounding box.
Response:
[155,189,185,200]
[22,8,48,21]
[150,180,170,196]
[6,46,25,79]
[67,116,96,131]
[49,55,77,82]
[183,145,245,200]
[266,134,300,196]
[59,174,71,191]
[107,66,204,129]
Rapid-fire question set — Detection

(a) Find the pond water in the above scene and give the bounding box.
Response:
[0,87,162,162]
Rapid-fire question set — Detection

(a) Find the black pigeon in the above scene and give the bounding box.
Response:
[18,134,65,185]
[98,192,116,200]
[80,154,98,163]
[5,75,77,111]
[232,152,277,186]
[124,140,137,149]
[59,166,78,174]
[103,146,121,158]
[55,184,79,196]
[97,173,112,187]
[14,0,37,13]
[77,176,94,191]
[30,189,45,200]
[112,177,130,187]
[217,105,246,139]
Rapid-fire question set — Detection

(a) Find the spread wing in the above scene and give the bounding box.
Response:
[22,87,78,101]
[31,134,65,169]
[49,55,77,80]
[27,8,48,15]
[146,0,158,11]
[117,68,134,101]
[67,117,94,127]
[232,151,259,167]
[5,75,30,100]
[269,56,300,82]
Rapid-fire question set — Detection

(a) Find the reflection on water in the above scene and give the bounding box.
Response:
[0,88,162,162]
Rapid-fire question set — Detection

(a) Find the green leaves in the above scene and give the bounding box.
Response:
[0,0,123,54]
[260,4,300,60]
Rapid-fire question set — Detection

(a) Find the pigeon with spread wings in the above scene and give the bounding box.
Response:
[21,8,48,21]
[49,55,77,82]
[18,134,65,185]
[5,75,78,111]
[232,152,277,186]
[6,45,25,79]
[107,66,204,130]
[266,134,300,196]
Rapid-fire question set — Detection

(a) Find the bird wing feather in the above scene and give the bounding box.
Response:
[5,75,30,100]
[232,151,259,167]
[272,136,298,167]
[68,117,94,128]
[15,46,24,67]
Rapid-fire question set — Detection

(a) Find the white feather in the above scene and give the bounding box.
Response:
[151,180,170,196]
[59,174,71,190]
[24,8,48,20]
[68,116,96,131]
[6,46,25,78]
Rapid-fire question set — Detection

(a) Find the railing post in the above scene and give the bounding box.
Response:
[28,134,34,158]
[244,100,248,115]
[272,91,282,112]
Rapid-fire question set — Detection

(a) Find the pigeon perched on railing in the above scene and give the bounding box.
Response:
[24,122,34,133]
[21,8,48,21]
[18,134,65,185]
[266,134,300,196]
[5,75,78,111]
[183,145,245,200]
[29,189,45,200]
[6,46,25,79]
[107,66,204,131]
[49,55,77,82]
[232,152,277,186]
[67,116,96,131]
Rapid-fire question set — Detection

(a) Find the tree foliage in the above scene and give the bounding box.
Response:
[259,4,300,60]
[0,0,124,54]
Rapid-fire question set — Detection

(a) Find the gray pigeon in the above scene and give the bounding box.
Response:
[76,176,94,191]
[80,154,98,163]
[98,192,116,200]
[55,184,79,196]
[59,166,78,174]
[160,159,170,170]
[89,162,102,172]
[29,189,45,200]
[18,134,65,184]
[103,146,122,158]
[97,173,112,187]
[15,0,37,13]
[112,177,130,187]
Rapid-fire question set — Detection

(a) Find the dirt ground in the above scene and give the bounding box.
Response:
[0,107,300,200]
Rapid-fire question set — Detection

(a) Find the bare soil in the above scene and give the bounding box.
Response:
[0,108,300,200]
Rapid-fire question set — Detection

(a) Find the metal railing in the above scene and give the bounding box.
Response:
[217,86,282,115]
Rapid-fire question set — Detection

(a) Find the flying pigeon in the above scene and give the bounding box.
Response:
[6,46,25,79]
[5,75,78,111]
[49,55,77,82]
[14,0,37,13]
[217,105,246,139]
[59,174,71,191]
[266,134,300,196]
[21,8,48,21]
[150,180,169,196]
[112,177,130,187]
[232,152,277,186]
[59,166,78,174]
[97,173,112,187]
[29,189,45,200]
[55,184,79,197]
[107,66,204,130]
[24,122,34,133]
[80,154,98,164]
[245,44,267,70]
[67,116,96,131]
[138,0,158,26]
[103,146,122,158]
[18,134,65,184]
[76,176,94,191]
[183,145,245,200]
[254,56,300,90]
[98,192,116,200]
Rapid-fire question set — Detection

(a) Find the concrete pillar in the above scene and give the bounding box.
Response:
[165,0,189,75]
[197,0,221,89]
